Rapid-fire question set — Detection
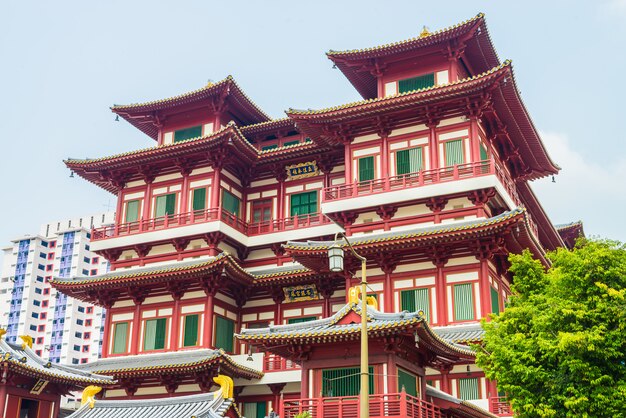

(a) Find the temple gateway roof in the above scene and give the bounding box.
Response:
[0,336,114,387]
[66,392,234,418]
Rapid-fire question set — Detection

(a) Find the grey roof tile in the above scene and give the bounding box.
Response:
[66,392,233,418]
[432,323,485,344]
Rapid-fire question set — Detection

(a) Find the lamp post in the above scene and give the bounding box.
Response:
[328,232,369,418]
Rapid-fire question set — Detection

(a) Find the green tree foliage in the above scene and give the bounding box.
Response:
[476,240,626,417]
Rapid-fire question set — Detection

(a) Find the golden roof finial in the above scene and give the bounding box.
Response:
[81,386,102,409]
[0,329,6,340]
[213,374,234,399]
[19,335,33,350]
[419,25,431,38]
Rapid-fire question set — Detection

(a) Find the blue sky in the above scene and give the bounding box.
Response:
[0,0,624,243]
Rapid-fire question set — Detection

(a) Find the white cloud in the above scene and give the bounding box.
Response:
[532,131,626,241]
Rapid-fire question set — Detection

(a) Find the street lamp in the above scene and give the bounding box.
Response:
[328,232,369,418]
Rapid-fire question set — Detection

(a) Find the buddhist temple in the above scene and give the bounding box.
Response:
[41,13,583,417]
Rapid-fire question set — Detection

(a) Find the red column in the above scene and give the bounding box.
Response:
[384,272,393,312]
[386,355,398,393]
[169,297,181,351]
[142,181,153,229]
[300,366,309,398]
[381,134,390,181]
[277,178,285,222]
[427,122,439,172]
[204,294,215,348]
[0,382,7,418]
[180,172,190,222]
[343,138,353,184]
[469,116,480,164]
[480,258,492,319]
[131,303,141,355]
[114,189,124,235]
[345,273,352,303]
[101,307,112,358]
[210,167,222,212]
[435,263,448,325]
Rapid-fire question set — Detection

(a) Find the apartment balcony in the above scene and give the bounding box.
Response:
[89,209,339,252]
[322,160,521,214]
[489,396,513,416]
[282,393,444,418]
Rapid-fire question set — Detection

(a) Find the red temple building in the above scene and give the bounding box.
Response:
[45,13,582,418]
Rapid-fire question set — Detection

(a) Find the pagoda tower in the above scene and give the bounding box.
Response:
[50,13,579,418]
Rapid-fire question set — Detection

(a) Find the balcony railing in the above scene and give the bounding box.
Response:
[282,393,444,418]
[323,160,520,205]
[91,209,332,242]
[263,354,300,372]
[489,396,513,416]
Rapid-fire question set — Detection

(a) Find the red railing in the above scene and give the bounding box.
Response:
[323,160,520,205]
[489,396,513,416]
[282,393,444,418]
[91,209,332,242]
[263,354,300,372]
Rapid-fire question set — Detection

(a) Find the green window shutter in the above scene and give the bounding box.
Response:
[243,402,267,418]
[215,316,235,352]
[155,193,176,217]
[256,402,266,418]
[400,290,416,312]
[396,148,423,175]
[445,139,465,167]
[458,377,479,400]
[396,150,411,175]
[261,144,279,151]
[397,368,418,397]
[398,73,435,93]
[112,322,128,354]
[222,190,240,216]
[408,147,423,172]
[358,156,374,181]
[480,143,489,161]
[322,367,374,397]
[454,283,475,321]
[290,191,318,217]
[491,287,500,314]
[174,125,202,142]
[283,140,300,147]
[125,200,140,223]
[287,316,317,324]
[144,318,167,351]
[183,314,199,347]
[400,289,430,322]
[192,188,206,211]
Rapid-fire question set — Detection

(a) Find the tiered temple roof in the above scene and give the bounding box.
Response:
[326,13,499,99]
[284,208,549,269]
[74,348,262,381]
[555,221,584,249]
[238,301,475,366]
[112,75,270,140]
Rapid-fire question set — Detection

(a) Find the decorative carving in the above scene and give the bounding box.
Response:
[270,286,285,304]
[232,286,251,308]
[376,254,400,274]
[133,244,152,259]
[427,247,450,268]
[468,188,496,205]
[138,165,158,184]
[128,287,148,305]
[120,378,139,397]
[166,281,186,300]
[200,272,226,297]
[316,154,336,174]
[375,205,397,221]
[268,383,286,396]
[100,249,122,263]
[172,238,191,253]
[426,197,448,212]
[270,243,285,258]
[160,375,180,394]
[236,246,250,261]
[203,232,225,256]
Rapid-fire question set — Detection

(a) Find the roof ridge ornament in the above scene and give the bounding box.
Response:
[19,335,33,349]
[81,385,102,409]
[419,26,431,38]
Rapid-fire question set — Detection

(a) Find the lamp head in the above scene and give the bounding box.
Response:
[328,243,344,272]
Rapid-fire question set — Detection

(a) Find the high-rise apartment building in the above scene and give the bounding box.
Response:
[0,213,114,366]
